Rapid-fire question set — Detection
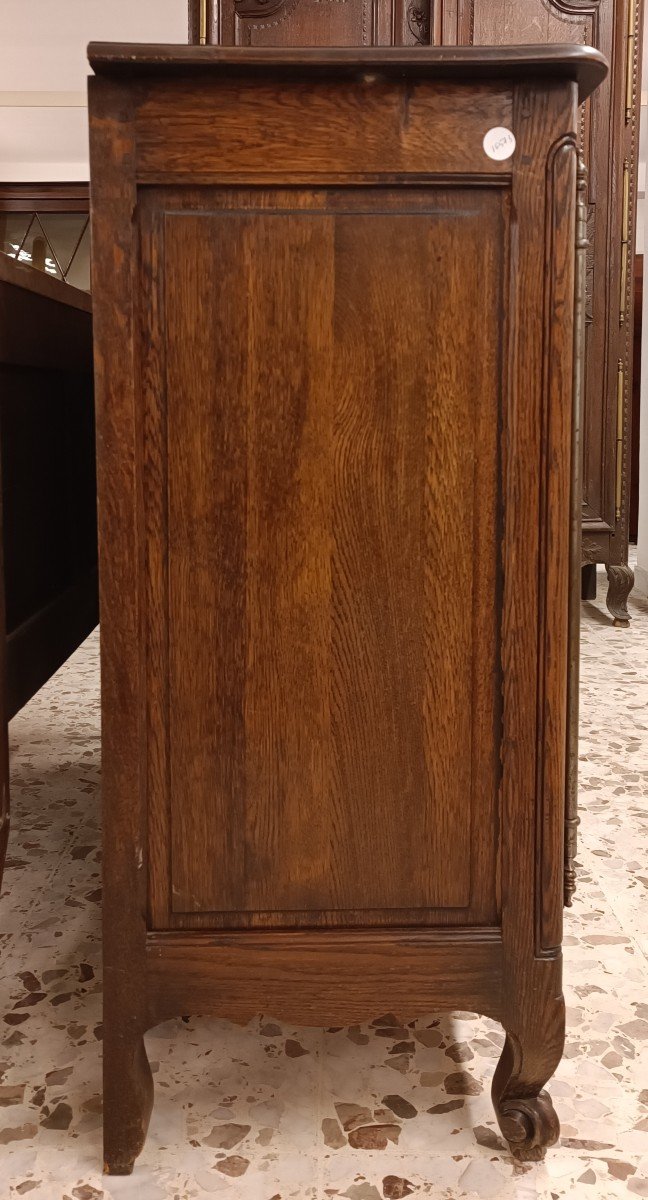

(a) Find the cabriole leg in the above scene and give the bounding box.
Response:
[492,996,564,1162]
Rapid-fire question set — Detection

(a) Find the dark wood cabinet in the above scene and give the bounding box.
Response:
[459,0,643,622]
[190,0,643,625]
[88,42,606,1174]
[0,257,98,891]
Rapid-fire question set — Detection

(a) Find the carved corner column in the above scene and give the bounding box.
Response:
[565,154,588,909]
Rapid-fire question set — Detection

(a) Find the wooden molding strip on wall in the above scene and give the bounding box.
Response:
[0,182,89,212]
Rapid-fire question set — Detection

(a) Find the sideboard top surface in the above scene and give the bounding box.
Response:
[87,42,608,103]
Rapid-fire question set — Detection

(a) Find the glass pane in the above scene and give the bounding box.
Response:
[65,221,91,292]
[39,213,88,275]
[0,213,32,258]
[15,215,62,279]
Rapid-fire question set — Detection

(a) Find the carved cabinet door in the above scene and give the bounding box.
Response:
[190,0,638,590]
[190,0,432,46]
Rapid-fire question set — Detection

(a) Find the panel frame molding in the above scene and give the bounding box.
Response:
[139,184,506,932]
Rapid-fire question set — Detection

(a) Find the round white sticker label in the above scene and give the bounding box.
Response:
[483,126,516,161]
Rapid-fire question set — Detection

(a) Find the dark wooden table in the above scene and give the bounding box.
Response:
[0,255,98,884]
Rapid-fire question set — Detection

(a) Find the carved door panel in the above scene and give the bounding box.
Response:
[452,0,616,537]
[203,0,432,46]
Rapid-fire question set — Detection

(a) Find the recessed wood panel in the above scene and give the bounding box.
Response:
[156,190,504,923]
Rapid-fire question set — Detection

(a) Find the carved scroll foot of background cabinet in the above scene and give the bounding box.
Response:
[103,1029,153,1175]
[605,563,635,627]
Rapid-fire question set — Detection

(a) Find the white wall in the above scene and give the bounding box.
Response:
[636,17,648,598]
[0,1,187,180]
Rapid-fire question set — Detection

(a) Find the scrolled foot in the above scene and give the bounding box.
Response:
[496,1090,560,1162]
[492,1017,563,1163]
[606,564,634,627]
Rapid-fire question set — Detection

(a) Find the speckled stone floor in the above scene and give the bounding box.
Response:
[1,565,647,1200]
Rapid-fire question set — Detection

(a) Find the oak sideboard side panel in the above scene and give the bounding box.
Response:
[139,186,504,929]
[88,46,606,1173]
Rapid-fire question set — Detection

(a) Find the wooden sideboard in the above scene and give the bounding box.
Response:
[0,256,98,887]
[188,0,643,626]
[89,42,606,1172]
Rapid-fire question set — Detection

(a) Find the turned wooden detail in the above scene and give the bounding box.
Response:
[564,812,580,908]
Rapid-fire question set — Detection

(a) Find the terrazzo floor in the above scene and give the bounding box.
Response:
[0,566,647,1199]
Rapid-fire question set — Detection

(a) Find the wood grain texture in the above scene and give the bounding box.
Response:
[135,80,512,183]
[535,135,576,954]
[89,76,153,1175]
[461,0,642,603]
[179,0,639,596]
[88,49,602,1171]
[492,79,577,1160]
[88,43,608,102]
[146,928,503,1026]
[155,191,503,921]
